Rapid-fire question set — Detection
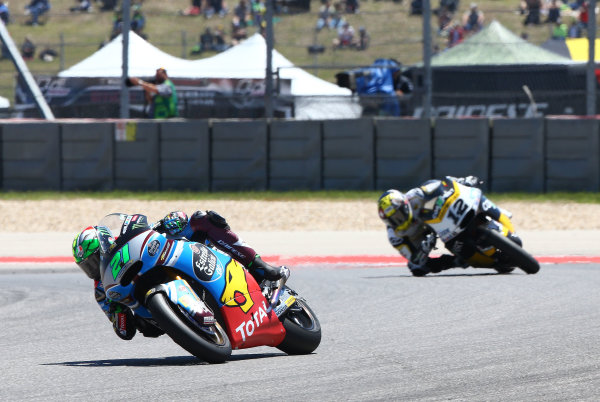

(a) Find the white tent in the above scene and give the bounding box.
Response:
[58,33,193,78]
[58,33,360,119]
[0,95,9,108]
[189,34,351,96]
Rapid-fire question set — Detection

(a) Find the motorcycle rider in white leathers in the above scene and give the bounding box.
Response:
[378,176,517,276]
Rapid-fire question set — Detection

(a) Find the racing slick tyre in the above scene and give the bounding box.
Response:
[277,299,321,355]
[476,226,540,274]
[494,266,516,274]
[146,292,232,363]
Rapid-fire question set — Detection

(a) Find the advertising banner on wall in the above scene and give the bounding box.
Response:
[15,76,294,118]
[406,64,589,118]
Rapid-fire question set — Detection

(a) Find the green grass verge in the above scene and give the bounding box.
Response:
[1,190,600,203]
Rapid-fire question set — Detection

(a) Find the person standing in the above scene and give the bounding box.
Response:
[128,67,178,119]
[0,1,10,24]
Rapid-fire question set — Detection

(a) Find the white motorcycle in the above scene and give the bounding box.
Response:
[420,177,540,275]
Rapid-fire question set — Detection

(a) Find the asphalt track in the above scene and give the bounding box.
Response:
[1,231,600,400]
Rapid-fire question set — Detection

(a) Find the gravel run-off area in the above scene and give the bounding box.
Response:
[0,199,595,233]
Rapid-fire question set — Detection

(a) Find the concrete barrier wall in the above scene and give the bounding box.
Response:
[114,122,160,191]
[545,118,600,192]
[1,118,599,192]
[160,121,210,191]
[490,119,544,193]
[322,118,374,190]
[62,122,114,191]
[1,123,61,190]
[433,118,490,190]
[375,118,432,190]
[269,120,321,190]
[211,120,267,191]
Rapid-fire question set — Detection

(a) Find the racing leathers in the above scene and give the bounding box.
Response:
[386,176,485,276]
[95,209,287,340]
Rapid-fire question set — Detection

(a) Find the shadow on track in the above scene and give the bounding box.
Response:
[43,352,286,367]
[363,271,521,279]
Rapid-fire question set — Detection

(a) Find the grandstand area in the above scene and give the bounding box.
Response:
[0,0,570,102]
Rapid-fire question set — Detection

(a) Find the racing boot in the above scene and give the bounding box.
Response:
[247,255,289,284]
[427,254,457,273]
[410,266,430,277]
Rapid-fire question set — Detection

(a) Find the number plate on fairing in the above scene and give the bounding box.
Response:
[424,181,482,243]
[273,288,296,317]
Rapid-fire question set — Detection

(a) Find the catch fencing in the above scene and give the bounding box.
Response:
[0,117,598,192]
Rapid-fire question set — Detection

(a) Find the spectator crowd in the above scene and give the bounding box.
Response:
[0,0,597,73]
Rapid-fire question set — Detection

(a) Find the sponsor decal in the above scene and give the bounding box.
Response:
[235,301,269,342]
[118,313,127,332]
[178,294,194,308]
[216,239,246,260]
[481,199,494,211]
[220,259,254,313]
[98,227,111,237]
[432,197,444,218]
[122,216,132,235]
[191,243,221,282]
[441,188,454,200]
[274,295,297,317]
[147,239,160,257]
[190,243,201,254]
[76,245,84,258]
[108,290,122,300]
[157,240,173,265]
[412,103,548,118]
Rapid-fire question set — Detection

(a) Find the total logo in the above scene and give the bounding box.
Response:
[235,300,270,342]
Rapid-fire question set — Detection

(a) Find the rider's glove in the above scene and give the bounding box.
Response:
[161,211,189,236]
[109,303,136,340]
[462,176,480,187]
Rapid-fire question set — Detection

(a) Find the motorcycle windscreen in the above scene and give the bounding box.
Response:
[217,259,285,349]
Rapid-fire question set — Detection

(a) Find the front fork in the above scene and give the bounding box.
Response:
[260,268,297,318]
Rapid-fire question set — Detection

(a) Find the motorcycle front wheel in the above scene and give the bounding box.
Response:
[477,226,540,274]
[146,292,232,363]
[277,299,321,355]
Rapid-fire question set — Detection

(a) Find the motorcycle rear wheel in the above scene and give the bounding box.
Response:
[277,299,321,355]
[147,292,232,363]
[477,226,540,274]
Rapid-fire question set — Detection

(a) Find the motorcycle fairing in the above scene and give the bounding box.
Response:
[146,279,216,326]
[218,259,285,349]
[480,197,516,234]
[423,180,482,242]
